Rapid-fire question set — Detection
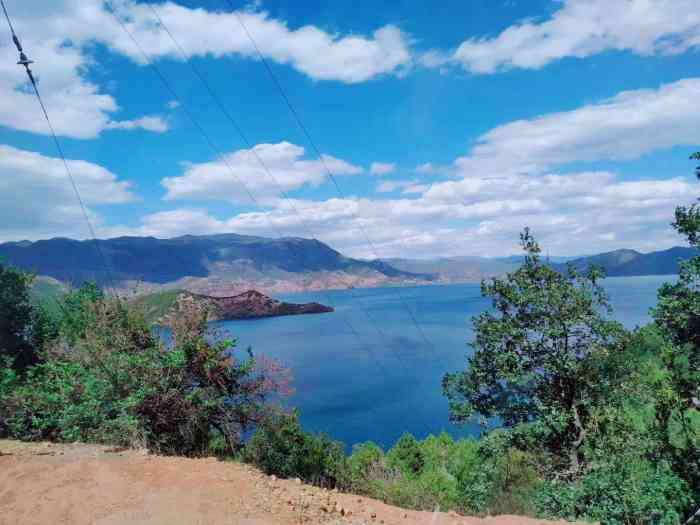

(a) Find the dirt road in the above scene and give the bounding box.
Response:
[0,440,582,525]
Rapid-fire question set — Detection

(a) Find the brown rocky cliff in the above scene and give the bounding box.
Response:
[172,290,333,321]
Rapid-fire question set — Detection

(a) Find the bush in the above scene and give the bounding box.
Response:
[537,458,693,525]
[386,433,424,476]
[343,432,540,516]
[346,441,391,497]
[0,284,286,455]
[243,411,347,488]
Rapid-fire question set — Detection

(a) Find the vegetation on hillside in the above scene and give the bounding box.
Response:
[130,288,184,324]
[1,154,699,524]
[0,280,289,454]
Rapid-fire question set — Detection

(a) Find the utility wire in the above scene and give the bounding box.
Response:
[0,0,119,294]
[145,1,452,436]
[109,2,440,435]
[143,2,399,365]
[220,0,447,371]
[143,2,446,410]
[102,1,402,383]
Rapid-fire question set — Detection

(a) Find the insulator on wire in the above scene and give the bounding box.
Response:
[18,50,33,67]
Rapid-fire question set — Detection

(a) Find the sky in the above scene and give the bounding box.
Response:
[0,0,699,258]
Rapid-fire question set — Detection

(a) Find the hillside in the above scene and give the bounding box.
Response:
[0,440,586,525]
[135,289,333,324]
[553,246,697,276]
[0,234,433,294]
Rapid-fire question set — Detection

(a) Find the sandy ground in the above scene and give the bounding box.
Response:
[0,440,586,525]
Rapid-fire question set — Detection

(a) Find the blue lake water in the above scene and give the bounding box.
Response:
[213,275,674,449]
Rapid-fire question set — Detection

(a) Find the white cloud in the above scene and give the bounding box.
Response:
[161,141,362,204]
[0,37,118,139]
[370,162,396,175]
[122,165,696,259]
[376,180,410,193]
[109,2,412,83]
[0,144,135,241]
[105,115,169,132]
[0,0,412,138]
[453,78,700,177]
[376,179,428,194]
[451,0,700,73]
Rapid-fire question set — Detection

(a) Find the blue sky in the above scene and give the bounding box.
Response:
[0,0,699,257]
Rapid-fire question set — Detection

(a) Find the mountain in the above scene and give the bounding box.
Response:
[553,246,697,276]
[0,234,433,294]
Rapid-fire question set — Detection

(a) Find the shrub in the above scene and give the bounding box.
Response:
[0,284,286,455]
[243,411,347,488]
[346,441,392,497]
[537,458,693,525]
[344,432,540,516]
[386,433,424,476]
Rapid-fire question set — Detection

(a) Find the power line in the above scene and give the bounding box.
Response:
[0,0,119,294]
[142,2,400,360]
[102,0,401,375]
[109,1,439,435]
[143,1,440,375]
[219,0,446,370]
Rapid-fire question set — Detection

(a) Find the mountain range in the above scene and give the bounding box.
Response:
[0,234,694,295]
[0,234,432,295]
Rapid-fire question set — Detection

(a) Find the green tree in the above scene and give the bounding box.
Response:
[443,229,627,476]
[0,263,42,372]
[651,153,700,492]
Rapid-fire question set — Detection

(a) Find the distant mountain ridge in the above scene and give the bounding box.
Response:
[384,247,694,282]
[552,246,697,277]
[0,234,433,294]
[1,234,693,294]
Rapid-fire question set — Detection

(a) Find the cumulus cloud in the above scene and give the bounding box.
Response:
[376,179,427,194]
[370,162,396,176]
[105,115,169,132]
[123,166,695,258]
[454,78,700,177]
[0,0,412,139]
[111,2,413,83]
[161,141,362,204]
[0,144,134,241]
[450,0,700,73]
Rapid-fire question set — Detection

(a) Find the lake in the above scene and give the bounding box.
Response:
[213,275,674,449]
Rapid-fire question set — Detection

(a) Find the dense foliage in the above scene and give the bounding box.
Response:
[0,282,285,454]
[438,155,700,523]
[0,264,55,373]
[443,228,627,476]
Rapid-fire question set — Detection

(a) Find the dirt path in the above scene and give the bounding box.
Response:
[0,440,582,525]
